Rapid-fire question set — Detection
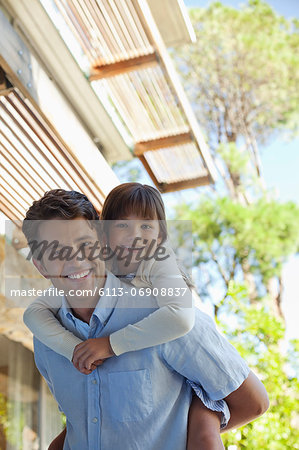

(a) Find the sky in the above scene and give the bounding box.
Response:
[182,0,299,340]
[184,0,298,19]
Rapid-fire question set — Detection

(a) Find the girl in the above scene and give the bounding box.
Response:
[72,182,195,368]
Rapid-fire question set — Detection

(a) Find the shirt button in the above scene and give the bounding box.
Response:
[91,379,97,385]
[92,417,98,423]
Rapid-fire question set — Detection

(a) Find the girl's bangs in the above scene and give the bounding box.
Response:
[116,191,159,220]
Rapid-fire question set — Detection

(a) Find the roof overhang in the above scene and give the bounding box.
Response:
[147,0,196,47]
[0,0,131,163]
[1,0,217,193]
[0,7,120,220]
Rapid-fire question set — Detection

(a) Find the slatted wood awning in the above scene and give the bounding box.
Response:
[41,0,217,192]
[0,88,105,221]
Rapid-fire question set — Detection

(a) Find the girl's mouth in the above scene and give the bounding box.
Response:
[120,245,146,250]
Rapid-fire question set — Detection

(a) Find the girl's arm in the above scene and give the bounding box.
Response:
[23,290,82,361]
[109,244,194,355]
[72,245,195,369]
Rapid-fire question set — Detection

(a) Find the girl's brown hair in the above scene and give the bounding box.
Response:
[101,183,167,242]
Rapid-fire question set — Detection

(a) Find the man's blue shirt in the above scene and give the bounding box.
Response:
[34,272,249,450]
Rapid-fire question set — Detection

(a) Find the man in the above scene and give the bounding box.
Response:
[22,189,269,450]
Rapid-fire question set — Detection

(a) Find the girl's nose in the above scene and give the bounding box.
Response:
[127,222,142,242]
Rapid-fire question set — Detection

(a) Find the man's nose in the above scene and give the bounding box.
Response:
[62,244,89,264]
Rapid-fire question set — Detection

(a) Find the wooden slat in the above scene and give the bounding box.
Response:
[108,1,140,55]
[53,0,98,64]
[134,132,193,155]
[137,154,162,192]
[1,144,44,200]
[1,178,30,213]
[1,100,69,187]
[132,0,217,184]
[0,201,19,222]
[158,176,211,193]
[0,185,27,218]
[90,52,157,80]
[4,91,105,210]
[0,67,13,96]
[0,132,50,196]
[122,0,151,48]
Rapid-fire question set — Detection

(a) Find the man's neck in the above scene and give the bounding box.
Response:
[71,307,95,324]
[65,276,106,324]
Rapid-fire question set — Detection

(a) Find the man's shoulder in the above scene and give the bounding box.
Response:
[162,308,216,349]
[33,285,64,309]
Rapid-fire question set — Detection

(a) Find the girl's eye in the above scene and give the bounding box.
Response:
[141,224,152,230]
[115,223,128,228]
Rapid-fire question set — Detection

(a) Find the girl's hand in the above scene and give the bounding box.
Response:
[72,358,105,375]
[72,336,115,372]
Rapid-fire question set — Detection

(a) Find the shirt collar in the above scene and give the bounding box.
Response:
[60,271,120,325]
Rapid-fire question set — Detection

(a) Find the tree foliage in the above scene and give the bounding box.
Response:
[220,283,299,449]
[177,196,299,304]
[174,0,299,188]
[176,192,299,447]
[173,2,299,434]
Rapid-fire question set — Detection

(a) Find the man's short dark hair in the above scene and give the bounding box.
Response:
[22,189,99,249]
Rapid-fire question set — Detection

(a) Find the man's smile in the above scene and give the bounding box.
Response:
[64,268,93,280]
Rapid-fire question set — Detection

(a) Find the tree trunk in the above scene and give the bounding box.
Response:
[241,258,258,303]
[267,276,285,321]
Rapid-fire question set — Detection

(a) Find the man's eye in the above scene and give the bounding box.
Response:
[82,241,92,247]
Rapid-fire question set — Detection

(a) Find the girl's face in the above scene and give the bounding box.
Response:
[107,214,162,273]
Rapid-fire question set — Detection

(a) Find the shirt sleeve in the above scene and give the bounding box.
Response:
[23,291,82,361]
[109,244,195,356]
[160,309,250,401]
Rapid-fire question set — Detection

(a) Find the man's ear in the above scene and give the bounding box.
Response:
[32,258,49,279]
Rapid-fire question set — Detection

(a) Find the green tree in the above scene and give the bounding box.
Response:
[172,0,299,319]
[221,283,299,449]
[176,196,299,448]
[176,196,299,316]
[174,0,299,201]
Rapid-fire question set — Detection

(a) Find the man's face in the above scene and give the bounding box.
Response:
[33,218,105,308]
